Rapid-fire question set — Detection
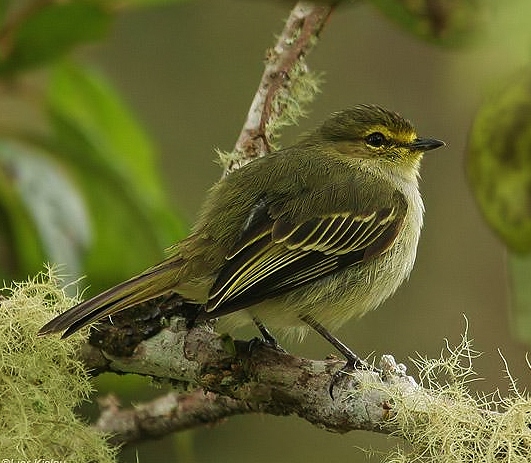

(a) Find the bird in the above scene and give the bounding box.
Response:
[38,104,444,366]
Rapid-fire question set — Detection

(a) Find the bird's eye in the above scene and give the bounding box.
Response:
[365,132,386,148]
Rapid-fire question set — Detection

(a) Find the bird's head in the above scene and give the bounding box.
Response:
[302,104,445,169]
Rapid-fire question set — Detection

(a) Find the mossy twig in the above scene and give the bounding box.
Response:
[220,1,334,174]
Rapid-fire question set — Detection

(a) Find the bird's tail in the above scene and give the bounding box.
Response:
[38,259,183,338]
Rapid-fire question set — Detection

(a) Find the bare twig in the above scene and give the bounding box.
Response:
[95,389,253,445]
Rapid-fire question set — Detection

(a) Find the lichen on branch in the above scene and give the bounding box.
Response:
[218,2,334,174]
[0,270,115,462]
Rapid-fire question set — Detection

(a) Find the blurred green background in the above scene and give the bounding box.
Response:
[2,0,531,461]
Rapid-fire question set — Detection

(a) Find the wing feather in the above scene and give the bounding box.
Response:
[200,192,408,320]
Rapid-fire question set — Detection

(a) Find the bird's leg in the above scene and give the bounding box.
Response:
[251,316,286,353]
[300,314,380,398]
[301,314,366,367]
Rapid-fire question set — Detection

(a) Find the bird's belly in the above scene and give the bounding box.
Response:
[219,231,418,341]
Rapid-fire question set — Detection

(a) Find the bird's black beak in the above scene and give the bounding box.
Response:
[409,137,445,152]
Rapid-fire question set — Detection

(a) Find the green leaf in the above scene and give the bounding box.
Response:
[111,0,190,6]
[368,0,499,47]
[509,253,531,345]
[46,61,186,293]
[0,158,43,280]
[467,67,531,253]
[0,2,111,74]
[0,2,9,25]
[0,139,88,280]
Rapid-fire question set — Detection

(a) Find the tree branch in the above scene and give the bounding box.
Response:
[226,1,335,174]
[85,318,417,445]
[85,319,531,463]
[95,389,253,446]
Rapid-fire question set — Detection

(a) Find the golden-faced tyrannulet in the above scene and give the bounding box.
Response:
[39,105,444,360]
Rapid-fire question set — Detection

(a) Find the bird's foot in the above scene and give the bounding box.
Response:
[329,352,380,399]
[248,336,287,354]
[299,314,381,399]
[249,317,287,353]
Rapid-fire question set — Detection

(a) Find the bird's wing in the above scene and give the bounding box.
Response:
[201,191,408,318]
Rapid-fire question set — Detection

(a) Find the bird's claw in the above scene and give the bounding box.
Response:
[248,336,287,354]
[329,356,381,400]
